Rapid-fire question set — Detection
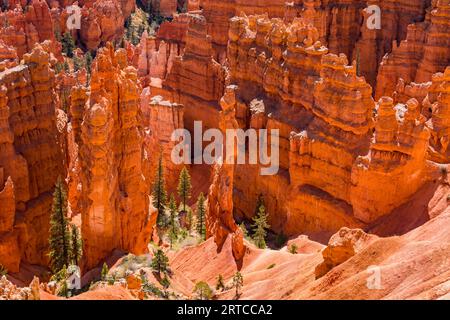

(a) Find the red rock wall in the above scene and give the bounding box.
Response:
[376,0,450,98]
[0,44,63,271]
[162,14,225,135]
[224,15,431,240]
[141,92,184,191]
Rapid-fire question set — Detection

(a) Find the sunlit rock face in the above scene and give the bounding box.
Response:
[221,15,431,240]
[376,0,450,99]
[74,45,153,270]
[0,44,63,272]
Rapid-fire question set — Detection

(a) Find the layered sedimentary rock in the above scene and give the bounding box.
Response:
[0,40,18,71]
[162,14,225,135]
[224,15,431,240]
[427,67,450,163]
[351,97,430,223]
[376,0,450,98]
[200,0,431,71]
[156,12,192,51]
[141,93,184,191]
[315,228,377,278]
[79,0,126,50]
[201,0,287,60]
[0,44,63,271]
[0,0,55,58]
[131,31,177,87]
[74,44,153,270]
[207,86,245,263]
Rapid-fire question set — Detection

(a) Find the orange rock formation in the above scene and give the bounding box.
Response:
[69,44,154,270]
[225,15,431,240]
[0,44,63,272]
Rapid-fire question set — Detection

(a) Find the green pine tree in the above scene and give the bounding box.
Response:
[85,51,93,75]
[62,32,75,58]
[152,154,168,229]
[216,274,225,291]
[255,194,264,215]
[63,60,70,73]
[240,222,248,239]
[70,224,83,265]
[177,166,192,212]
[196,192,206,241]
[193,281,213,300]
[233,271,244,299]
[186,208,193,231]
[48,177,72,273]
[101,262,109,281]
[168,194,179,248]
[251,203,270,249]
[151,248,169,275]
[145,0,153,15]
[56,265,69,298]
[73,56,84,72]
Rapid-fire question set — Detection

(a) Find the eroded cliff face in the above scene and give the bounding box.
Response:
[0,0,55,58]
[201,0,432,79]
[162,14,225,135]
[141,93,184,191]
[206,86,245,263]
[225,15,431,240]
[0,44,63,272]
[70,44,154,270]
[0,0,134,54]
[376,0,450,98]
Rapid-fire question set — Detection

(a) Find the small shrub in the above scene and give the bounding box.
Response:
[0,264,8,276]
[267,263,276,269]
[216,274,225,291]
[160,276,170,289]
[289,244,298,254]
[101,262,109,281]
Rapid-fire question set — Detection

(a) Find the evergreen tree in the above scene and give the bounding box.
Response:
[193,281,213,300]
[289,244,298,254]
[48,177,72,273]
[56,265,69,298]
[73,56,83,72]
[0,265,8,276]
[63,60,70,73]
[232,271,243,299]
[186,209,193,231]
[177,166,192,212]
[70,224,83,265]
[145,0,153,15]
[196,192,206,241]
[168,194,179,248]
[151,248,169,275]
[152,154,168,228]
[161,276,170,289]
[216,274,225,291]
[85,51,93,75]
[255,194,264,215]
[251,203,270,249]
[101,263,109,281]
[239,222,248,239]
[61,32,75,58]
[356,48,361,76]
